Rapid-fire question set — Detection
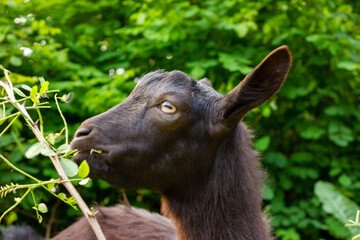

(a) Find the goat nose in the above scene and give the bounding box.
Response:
[75,127,92,138]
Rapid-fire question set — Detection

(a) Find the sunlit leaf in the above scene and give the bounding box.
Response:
[78,160,90,178]
[47,182,55,191]
[38,203,48,213]
[57,192,67,200]
[30,85,39,104]
[39,81,49,94]
[254,136,271,152]
[79,178,90,185]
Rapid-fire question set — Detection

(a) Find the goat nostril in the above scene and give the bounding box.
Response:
[75,127,92,138]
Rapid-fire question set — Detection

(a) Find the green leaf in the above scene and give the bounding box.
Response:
[263,187,274,201]
[338,174,352,187]
[38,203,48,213]
[47,182,55,191]
[314,181,360,236]
[37,214,43,224]
[336,61,360,71]
[300,126,326,140]
[30,85,39,104]
[21,84,32,92]
[25,142,45,159]
[264,152,287,168]
[39,81,49,94]
[60,158,78,177]
[190,66,206,79]
[47,133,56,145]
[41,148,56,156]
[254,135,271,151]
[325,216,351,239]
[39,77,45,86]
[78,160,90,178]
[234,23,248,38]
[328,122,354,147]
[9,56,22,67]
[262,106,271,118]
[13,87,27,97]
[218,53,252,74]
[57,192,67,200]
[58,144,70,153]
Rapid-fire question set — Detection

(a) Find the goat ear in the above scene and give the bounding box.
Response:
[218,46,292,128]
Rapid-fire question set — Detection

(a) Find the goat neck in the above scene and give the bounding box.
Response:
[161,124,272,240]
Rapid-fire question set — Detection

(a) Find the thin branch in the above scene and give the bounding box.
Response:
[0,188,31,222]
[54,94,68,145]
[0,154,41,183]
[0,112,21,124]
[0,114,20,137]
[46,199,61,239]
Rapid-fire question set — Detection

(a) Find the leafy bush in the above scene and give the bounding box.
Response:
[0,0,359,239]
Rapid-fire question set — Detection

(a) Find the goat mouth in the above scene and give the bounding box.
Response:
[72,149,108,164]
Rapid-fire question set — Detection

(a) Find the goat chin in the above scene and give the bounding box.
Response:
[53,204,176,240]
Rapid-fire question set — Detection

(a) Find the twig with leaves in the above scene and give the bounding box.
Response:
[0,66,106,240]
[347,210,360,240]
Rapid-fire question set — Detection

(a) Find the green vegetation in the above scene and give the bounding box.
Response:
[0,0,359,239]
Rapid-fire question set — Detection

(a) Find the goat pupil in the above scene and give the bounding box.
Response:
[161,101,176,113]
[164,103,172,109]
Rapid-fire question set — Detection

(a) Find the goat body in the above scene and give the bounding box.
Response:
[54,46,292,240]
[54,205,176,240]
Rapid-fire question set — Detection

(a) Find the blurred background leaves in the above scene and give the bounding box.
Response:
[0,0,359,239]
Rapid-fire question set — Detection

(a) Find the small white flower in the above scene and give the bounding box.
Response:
[20,47,33,57]
[14,16,27,24]
[116,68,125,75]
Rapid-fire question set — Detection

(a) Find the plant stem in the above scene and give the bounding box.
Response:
[36,108,44,136]
[54,94,68,145]
[0,112,21,123]
[0,188,31,223]
[0,114,19,137]
[0,154,41,183]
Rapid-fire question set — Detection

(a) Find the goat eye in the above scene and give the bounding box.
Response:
[160,101,177,114]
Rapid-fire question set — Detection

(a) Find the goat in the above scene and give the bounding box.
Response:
[53,46,292,240]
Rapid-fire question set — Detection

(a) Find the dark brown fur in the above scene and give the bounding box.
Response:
[54,46,292,240]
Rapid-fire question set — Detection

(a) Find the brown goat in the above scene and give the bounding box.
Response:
[53,46,292,240]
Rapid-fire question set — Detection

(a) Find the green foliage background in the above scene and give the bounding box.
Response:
[0,0,359,239]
